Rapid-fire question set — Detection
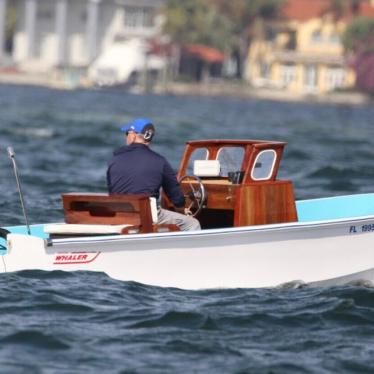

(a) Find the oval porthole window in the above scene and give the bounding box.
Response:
[251,150,277,180]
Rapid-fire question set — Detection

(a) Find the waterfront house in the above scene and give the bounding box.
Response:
[245,0,374,94]
[179,44,225,82]
[5,0,165,85]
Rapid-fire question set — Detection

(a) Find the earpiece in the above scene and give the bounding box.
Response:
[142,124,155,142]
[143,129,154,141]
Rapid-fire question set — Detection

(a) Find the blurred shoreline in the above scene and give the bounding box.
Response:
[0,68,371,107]
[154,81,372,106]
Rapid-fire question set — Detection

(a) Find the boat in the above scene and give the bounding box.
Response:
[2,139,374,290]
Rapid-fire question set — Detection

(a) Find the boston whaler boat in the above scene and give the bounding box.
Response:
[2,139,374,289]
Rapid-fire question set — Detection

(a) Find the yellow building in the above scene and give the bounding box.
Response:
[245,0,374,94]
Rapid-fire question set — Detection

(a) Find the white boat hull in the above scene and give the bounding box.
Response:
[3,216,374,289]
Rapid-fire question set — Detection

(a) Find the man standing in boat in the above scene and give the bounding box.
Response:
[107,118,201,231]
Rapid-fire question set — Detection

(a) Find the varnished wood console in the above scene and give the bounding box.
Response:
[180,179,297,228]
[233,181,298,226]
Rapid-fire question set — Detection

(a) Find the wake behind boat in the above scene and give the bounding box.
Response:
[2,139,374,289]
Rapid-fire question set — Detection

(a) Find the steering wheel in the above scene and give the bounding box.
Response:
[179,175,206,217]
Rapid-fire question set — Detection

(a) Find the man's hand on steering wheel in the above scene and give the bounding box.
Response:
[178,175,207,217]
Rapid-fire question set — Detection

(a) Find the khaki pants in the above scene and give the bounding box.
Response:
[157,208,201,231]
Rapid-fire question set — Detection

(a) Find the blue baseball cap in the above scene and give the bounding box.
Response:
[121,118,153,133]
[120,118,155,142]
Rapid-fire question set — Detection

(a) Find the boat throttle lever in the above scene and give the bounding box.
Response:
[7,147,31,235]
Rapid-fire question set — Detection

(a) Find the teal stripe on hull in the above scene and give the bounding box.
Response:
[3,224,49,238]
[296,193,374,222]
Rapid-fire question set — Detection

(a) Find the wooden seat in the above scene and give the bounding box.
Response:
[62,193,180,234]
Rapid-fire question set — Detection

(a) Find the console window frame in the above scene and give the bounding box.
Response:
[251,149,277,181]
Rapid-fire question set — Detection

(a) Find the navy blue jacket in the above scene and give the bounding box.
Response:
[107,143,185,207]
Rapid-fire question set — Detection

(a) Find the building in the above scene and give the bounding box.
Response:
[245,0,374,94]
[179,44,225,82]
[2,0,165,85]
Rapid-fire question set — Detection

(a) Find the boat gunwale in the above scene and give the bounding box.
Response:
[44,213,374,246]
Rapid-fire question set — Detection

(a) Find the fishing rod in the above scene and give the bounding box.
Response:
[7,147,31,235]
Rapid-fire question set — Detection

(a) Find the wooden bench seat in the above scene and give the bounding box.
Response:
[61,193,180,234]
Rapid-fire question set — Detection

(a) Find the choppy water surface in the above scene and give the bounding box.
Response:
[0,84,374,372]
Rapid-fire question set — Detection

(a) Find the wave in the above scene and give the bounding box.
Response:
[0,330,70,350]
[0,271,373,371]
[11,128,55,139]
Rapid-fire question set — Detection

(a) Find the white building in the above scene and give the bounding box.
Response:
[2,0,165,84]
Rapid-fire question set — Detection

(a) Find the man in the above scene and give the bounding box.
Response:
[107,118,201,231]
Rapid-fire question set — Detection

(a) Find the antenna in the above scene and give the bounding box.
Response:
[7,147,31,235]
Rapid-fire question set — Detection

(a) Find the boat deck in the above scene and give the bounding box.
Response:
[2,193,374,249]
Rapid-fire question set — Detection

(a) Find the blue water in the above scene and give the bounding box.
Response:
[0,84,374,372]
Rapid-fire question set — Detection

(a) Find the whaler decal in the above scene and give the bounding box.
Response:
[53,252,100,265]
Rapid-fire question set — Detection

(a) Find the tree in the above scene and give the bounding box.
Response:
[343,16,374,53]
[163,0,233,52]
[162,0,284,79]
[205,0,284,78]
[343,16,374,94]
[5,1,16,53]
